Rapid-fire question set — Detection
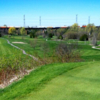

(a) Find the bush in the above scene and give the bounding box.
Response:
[79,34,88,41]
[51,36,57,40]
[64,32,79,39]
[27,30,30,35]
[37,35,43,39]
[48,33,53,38]
[55,42,81,62]
[30,30,36,38]
[30,33,33,38]
[58,35,63,39]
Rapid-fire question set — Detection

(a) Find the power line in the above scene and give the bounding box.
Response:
[88,16,90,24]
[76,14,78,23]
[39,16,41,26]
[24,15,25,27]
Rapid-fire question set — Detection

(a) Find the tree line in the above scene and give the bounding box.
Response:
[4,23,100,45]
[28,23,100,46]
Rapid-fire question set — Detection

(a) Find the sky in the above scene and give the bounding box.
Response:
[0,0,100,27]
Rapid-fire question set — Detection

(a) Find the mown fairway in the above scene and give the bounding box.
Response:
[19,61,100,100]
[0,36,100,100]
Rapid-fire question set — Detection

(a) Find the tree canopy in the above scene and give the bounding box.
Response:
[30,29,37,38]
[20,27,26,35]
[85,24,96,34]
[71,23,79,31]
[8,27,16,35]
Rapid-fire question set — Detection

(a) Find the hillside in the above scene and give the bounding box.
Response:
[0,36,100,100]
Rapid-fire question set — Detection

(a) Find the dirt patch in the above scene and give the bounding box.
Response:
[12,42,27,44]
[0,68,35,89]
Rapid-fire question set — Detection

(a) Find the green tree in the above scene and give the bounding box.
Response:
[20,27,26,35]
[63,24,80,40]
[85,24,98,46]
[85,24,96,35]
[71,23,79,31]
[30,29,37,38]
[56,28,67,39]
[8,27,16,38]
[8,27,16,35]
[46,28,54,38]
[4,24,7,27]
[20,27,26,39]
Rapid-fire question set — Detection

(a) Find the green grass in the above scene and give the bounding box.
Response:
[0,62,90,100]
[0,61,100,100]
[3,36,61,57]
[0,36,100,100]
[3,35,100,61]
[19,61,100,100]
[0,38,21,57]
[0,37,33,73]
[79,45,100,61]
[0,38,32,60]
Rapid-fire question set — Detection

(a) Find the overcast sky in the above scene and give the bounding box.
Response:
[0,0,100,27]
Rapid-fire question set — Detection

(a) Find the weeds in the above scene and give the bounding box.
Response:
[0,53,39,85]
[0,39,81,87]
[31,41,81,64]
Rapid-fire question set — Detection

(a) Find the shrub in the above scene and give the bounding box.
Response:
[58,35,63,39]
[30,33,33,38]
[79,34,88,41]
[51,36,57,40]
[37,35,43,39]
[55,42,81,62]
[30,30,36,38]
[0,53,41,85]
[48,33,53,38]
[64,32,79,39]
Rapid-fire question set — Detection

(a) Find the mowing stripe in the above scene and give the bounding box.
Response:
[3,38,38,61]
[0,39,13,55]
[2,38,39,61]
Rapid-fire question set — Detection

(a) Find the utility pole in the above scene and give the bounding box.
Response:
[88,16,90,24]
[39,16,41,26]
[24,15,25,27]
[76,14,78,23]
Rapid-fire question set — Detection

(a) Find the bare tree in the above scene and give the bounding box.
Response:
[92,33,97,46]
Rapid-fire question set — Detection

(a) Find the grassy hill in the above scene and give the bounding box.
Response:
[20,61,100,100]
[0,36,100,100]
